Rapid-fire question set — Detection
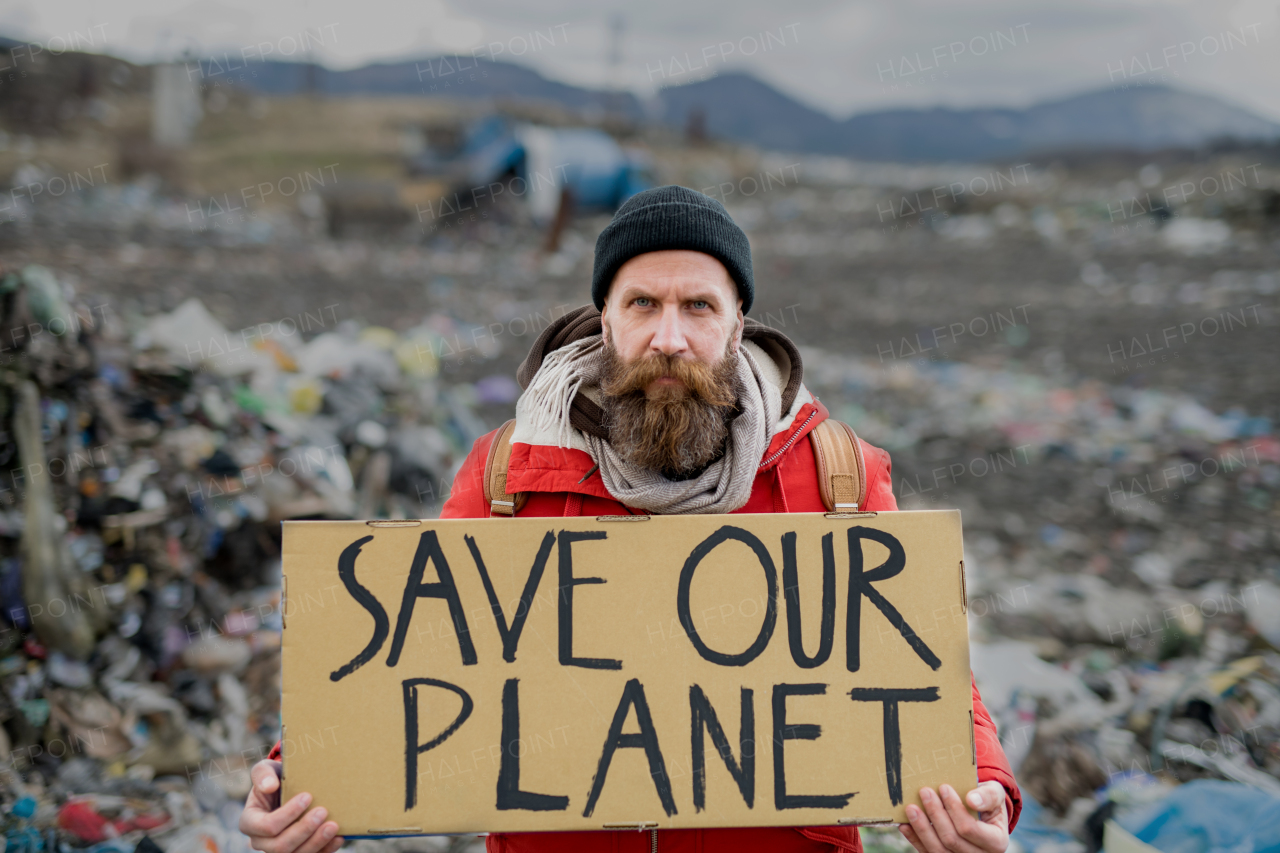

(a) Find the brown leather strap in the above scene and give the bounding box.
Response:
[483,419,527,517]
[810,419,866,512]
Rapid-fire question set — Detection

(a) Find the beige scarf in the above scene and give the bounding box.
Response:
[516,336,780,514]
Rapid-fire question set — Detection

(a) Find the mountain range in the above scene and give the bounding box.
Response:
[659,73,1280,161]
[151,52,1280,162]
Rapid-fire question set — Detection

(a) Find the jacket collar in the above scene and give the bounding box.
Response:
[506,303,823,499]
[504,398,829,499]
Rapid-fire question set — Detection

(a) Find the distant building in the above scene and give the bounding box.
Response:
[151,63,202,146]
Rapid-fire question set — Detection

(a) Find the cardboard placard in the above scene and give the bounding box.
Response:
[280,511,973,835]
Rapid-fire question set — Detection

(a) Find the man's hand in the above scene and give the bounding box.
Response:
[239,759,343,853]
[899,781,1009,853]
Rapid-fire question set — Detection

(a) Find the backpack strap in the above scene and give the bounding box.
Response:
[809,419,867,512]
[483,419,528,517]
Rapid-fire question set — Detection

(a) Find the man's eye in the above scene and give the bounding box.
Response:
[692,301,708,309]
[634,297,651,307]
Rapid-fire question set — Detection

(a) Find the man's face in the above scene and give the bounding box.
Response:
[598,251,746,477]
[600,250,744,391]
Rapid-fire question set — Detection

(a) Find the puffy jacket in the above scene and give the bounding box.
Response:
[439,397,1022,852]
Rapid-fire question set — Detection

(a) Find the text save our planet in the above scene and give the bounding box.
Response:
[279,512,972,834]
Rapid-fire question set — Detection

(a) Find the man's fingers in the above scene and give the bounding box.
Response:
[919,788,984,853]
[899,823,927,853]
[273,804,332,850]
[940,784,1006,848]
[965,781,1006,816]
[319,836,345,853]
[293,821,340,853]
[251,760,283,794]
[905,800,946,853]
[246,761,283,810]
[241,792,314,839]
[255,806,331,853]
[242,791,311,837]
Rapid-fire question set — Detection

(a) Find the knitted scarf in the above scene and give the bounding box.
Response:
[516,335,781,514]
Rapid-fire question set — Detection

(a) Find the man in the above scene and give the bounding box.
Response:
[241,186,1021,853]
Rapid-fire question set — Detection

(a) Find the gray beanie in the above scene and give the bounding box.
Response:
[591,185,754,314]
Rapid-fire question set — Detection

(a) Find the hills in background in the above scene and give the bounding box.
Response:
[231,55,644,117]
[72,47,1280,161]
[658,72,1280,162]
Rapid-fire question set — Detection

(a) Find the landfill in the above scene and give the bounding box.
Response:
[0,261,497,853]
[0,247,1274,853]
[800,349,1280,852]
[0,86,1278,853]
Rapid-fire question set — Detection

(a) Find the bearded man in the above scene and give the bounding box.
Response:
[241,186,1021,853]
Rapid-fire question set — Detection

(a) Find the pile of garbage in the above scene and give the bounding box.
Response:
[802,348,1280,852]
[0,264,497,852]
[0,251,1275,853]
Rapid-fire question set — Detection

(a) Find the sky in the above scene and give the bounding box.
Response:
[4,0,1279,121]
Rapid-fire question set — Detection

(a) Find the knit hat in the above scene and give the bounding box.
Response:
[591,185,754,313]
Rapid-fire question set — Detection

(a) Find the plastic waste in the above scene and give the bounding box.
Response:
[56,797,171,843]
[1118,779,1280,852]
[1245,582,1280,648]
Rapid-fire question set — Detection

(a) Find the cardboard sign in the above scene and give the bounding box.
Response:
[280,511,973,835]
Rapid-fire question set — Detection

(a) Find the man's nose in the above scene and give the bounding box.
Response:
[649,305,689,356]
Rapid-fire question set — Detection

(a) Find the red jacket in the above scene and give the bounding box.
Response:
[437,398,1021,853]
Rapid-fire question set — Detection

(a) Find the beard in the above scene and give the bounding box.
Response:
[599,339,740,479]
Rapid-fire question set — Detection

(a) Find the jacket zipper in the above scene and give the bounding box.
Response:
[650,829,657,852]
[758,409,817,470]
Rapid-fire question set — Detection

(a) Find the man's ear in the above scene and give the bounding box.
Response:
[731,301,745,351]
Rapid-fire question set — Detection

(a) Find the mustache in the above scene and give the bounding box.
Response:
[599,350,737,407]
[598,343,740,477]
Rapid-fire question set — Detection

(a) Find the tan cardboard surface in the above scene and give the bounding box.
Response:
[280,511,973,835]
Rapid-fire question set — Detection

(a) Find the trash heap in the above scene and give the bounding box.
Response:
[803,348,1280,852]
[0,252,1274,853]
[0,264,497,853]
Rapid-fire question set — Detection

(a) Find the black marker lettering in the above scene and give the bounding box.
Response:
[403,678,473,810]
[782,531,835,668]
[583,678,677,817]
[330,536,387,681]
[388,530,477,667]
[772,683,855,810]
[678,526,778,667]
[557,530,619,669]
[468,531,555,662]
[849,687,941,805]
[496,679,569,811]
[690,685,755,811]
[846,527,941,672]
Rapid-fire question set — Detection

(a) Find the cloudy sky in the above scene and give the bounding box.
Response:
[5,0,1279,120]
